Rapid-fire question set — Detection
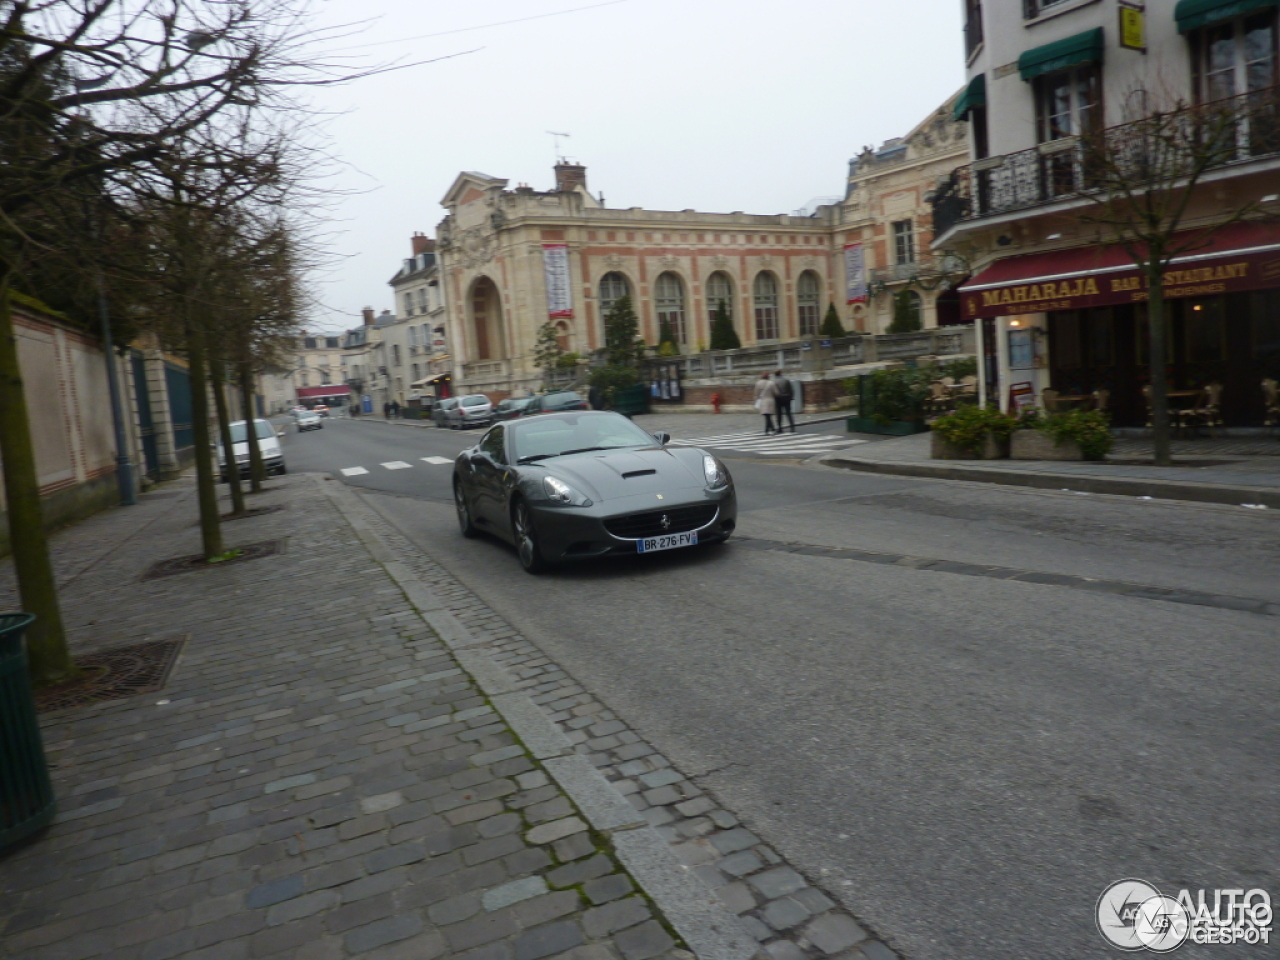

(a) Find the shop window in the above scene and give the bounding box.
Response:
[599,272,630,316]
[797,271,821,336]
[1250,289,1280,367]
[1184,299,1226,362]
[753,272,779,341]
[706,271,734,327]
[1089,308,1115,367]
[893,221,916,265]
[654,272,686,344]
[1051,311,1082,368]
[1135,305,1174,366]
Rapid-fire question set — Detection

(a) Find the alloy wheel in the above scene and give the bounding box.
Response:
[513,501,547,574]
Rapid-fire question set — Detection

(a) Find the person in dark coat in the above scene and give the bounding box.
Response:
[773,369,795,433]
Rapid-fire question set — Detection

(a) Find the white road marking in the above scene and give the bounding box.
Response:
[421,456,453,465]
[340,467,369,477]
[381,461,413,470]
[668,431,865,457]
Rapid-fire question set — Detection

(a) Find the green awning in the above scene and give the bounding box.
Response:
[1175,0,1278,32]
[1018,27,1104,81]
[953,74,987,121]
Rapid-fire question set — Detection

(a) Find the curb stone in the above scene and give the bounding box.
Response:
[821,453,1280,509]
[323,476,904,960]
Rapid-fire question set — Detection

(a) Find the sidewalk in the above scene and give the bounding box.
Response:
[0,477,757,960]
[823,431,1280,508]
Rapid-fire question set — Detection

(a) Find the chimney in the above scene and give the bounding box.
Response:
[362,307,375,325]
[554,163,587,193]
[411,232,434,255]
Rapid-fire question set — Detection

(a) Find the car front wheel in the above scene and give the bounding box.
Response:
[512,500,547,574]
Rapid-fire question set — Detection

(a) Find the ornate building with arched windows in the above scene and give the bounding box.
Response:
[436,165,844,398]
[436,95,971,400]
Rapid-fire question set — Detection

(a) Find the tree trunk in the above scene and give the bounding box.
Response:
[239,359,265,492]
[211,357,245,515]
[186,321,224,559]
[1146,263,1172,467]
[0,284,76,686]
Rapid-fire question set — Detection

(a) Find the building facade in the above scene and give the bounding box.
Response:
[940,0,1280,425]
[389,234,451,402]
[836,99,971,335]
[291,331,347,409]
[436,165,848,399]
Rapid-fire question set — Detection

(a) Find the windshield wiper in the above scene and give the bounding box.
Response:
[517,454,556,464]
[556,446,612,457]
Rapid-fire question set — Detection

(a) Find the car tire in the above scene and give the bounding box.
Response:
[278,465,288,475]
[512,499,548,574]
[454,479,478,538]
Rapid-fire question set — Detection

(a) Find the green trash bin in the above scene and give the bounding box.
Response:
[0,613,57,851]
[611,384,651,419]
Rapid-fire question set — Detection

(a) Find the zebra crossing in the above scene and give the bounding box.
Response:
[340,456,454,477]
[668,431,864,458]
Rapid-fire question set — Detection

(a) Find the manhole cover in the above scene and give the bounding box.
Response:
[35,637,186,712]
[142,540,282,580]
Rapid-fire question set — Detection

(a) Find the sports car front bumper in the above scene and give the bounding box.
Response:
[528,485,737,561]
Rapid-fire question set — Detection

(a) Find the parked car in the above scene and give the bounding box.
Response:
[447,394,494,429]
[452,411,735,573]
[296,411,323,432]
[525,390,588,416]
[432,397,459,428]
[494,397,534,422]
[217,419,286,481]
[314,404,330,418]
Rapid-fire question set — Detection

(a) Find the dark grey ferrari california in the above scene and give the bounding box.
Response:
[452,411,736,573]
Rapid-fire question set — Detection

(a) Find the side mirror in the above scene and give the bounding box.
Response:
[652,431,670,446]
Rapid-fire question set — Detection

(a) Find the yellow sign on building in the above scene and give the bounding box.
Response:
[1119,4,1145,51]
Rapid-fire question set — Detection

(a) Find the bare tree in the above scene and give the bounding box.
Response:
[1078,85,1274,464]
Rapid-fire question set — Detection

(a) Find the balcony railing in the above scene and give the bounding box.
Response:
[935,86,1280,226]
[869,254,967,287]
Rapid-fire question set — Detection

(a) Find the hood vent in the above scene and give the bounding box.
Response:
[621,469,657,479]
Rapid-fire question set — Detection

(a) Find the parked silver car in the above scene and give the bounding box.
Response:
[447,394,494,429]
[432,397,459,428]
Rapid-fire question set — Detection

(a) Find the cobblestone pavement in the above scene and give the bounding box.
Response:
[0,477,741,960]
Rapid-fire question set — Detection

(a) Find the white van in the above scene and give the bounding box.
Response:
[217,419,286,482]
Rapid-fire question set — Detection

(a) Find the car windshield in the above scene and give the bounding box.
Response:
[462,396,488,407]
[229,421,275,443]
[546,393,580,406]
[511,413,657,463]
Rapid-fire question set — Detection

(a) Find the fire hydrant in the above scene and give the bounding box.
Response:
[711,392,722,414]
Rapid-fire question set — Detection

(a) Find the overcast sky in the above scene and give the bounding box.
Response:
[304,0,966,333]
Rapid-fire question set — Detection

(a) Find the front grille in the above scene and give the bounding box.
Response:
[604,504,718,540]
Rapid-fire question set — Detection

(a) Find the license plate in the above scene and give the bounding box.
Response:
[637,531,698,553]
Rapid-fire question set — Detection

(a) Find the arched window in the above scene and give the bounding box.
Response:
[753,272,779,341]
[890,290,924,332]
[599,272,630,317]
[471,276,504,360]
[554,321,571,353]
[797,271,821,337]
[654,272,686,345]
[706,272,733,328]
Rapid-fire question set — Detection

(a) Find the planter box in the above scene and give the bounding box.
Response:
[1010,430,1084,461]
[847,416,928,436]
[931,431,1010,460]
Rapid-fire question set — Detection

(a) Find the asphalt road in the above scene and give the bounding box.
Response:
[280,415,1280,960]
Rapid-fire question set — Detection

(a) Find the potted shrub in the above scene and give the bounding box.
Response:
[930,405,1017,459]
[846,367,932,435]
[1011,409,1113,461]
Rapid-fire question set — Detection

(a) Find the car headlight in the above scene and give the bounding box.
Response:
[703,454,729,489]
[543,476,592,506]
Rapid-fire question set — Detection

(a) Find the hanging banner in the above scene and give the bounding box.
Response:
[543,244,574,318]
[845,243,867,304]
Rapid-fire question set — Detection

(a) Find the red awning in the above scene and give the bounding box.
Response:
[960,222,1280,319]
[297,385,349,399]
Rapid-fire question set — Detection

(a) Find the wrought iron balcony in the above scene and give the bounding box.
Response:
[869,254,967,289]
[935,85,1280,228]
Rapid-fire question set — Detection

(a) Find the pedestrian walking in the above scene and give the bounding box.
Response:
[389,400,400,419]
[383,401,391,419]
[774,369,796,433]
[588,383,604,411]
[754,371,778,435]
